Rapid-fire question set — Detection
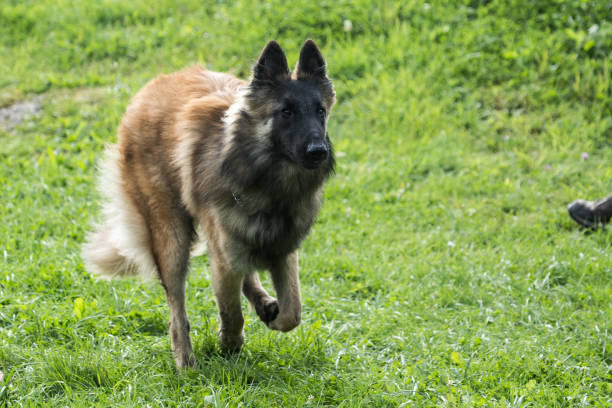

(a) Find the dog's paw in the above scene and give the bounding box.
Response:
[255,297,279,324]
[174,350,197,370]
[218,330,244,354]
[267,312,301,332]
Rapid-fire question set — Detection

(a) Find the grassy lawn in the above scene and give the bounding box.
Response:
[1,0,611,406]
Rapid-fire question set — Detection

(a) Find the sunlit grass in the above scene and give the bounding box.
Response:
[1,0,611,406]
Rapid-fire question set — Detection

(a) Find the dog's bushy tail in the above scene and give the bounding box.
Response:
[82,146,158,280]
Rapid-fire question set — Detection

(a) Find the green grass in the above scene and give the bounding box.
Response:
[1,0,611,406]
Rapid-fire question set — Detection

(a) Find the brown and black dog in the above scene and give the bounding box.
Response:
[83,40,336,368]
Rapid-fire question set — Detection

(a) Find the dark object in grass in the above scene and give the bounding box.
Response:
[568,194,612,229]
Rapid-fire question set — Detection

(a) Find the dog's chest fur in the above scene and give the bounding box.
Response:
[217,186,323,262]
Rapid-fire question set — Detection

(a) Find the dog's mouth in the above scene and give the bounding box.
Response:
[301,142,329,170]
[279,151,326,170]
[278,147,328,170]
[302,157,327,170]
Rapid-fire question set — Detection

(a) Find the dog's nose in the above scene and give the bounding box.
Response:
[305,141,328,162]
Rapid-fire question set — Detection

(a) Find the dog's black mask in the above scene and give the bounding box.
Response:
[270,81,330,169]
[249,40,335,171]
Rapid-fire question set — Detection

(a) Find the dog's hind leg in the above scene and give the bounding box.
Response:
[242,273,279,325]
[267,251,302,332]
[149,209,195,369]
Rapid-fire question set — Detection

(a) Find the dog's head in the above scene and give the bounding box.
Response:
[246,40,336,171]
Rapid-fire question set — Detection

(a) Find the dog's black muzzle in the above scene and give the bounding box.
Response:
[304,140,329,169]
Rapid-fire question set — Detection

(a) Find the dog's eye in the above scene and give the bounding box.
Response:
[281,108,293,118]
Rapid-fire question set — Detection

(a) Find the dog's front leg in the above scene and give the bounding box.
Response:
[212,267,244,352]
[268,251,301,332]
[243,272,279,324]
[207,241,245,352]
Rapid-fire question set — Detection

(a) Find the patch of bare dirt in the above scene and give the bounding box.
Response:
[0,98,42,130]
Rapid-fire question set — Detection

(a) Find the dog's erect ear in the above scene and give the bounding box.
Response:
[253,40,290,82]
[294,39,327,79]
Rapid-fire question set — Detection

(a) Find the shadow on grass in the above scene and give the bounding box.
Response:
[188,330,333,385]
